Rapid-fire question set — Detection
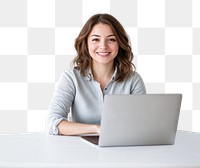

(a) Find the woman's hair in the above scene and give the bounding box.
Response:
[73,13,135,82]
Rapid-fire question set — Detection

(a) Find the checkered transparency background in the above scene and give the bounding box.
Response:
[0,0,200,133]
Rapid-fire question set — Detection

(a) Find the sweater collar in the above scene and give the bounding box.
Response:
[85,67,118,81]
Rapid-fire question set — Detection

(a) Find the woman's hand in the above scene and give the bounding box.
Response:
[58,120,100,136]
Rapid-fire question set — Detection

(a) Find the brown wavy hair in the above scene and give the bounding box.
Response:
[73,13,135,82]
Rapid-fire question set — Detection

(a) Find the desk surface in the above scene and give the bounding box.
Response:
[0,131,200,168]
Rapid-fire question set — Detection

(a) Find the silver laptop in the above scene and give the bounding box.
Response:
[81,94,182,147]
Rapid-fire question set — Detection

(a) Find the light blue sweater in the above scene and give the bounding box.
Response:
[47,67,146,135]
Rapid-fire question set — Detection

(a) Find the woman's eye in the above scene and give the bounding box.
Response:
[92,38,99,42]
[108,38,116,42]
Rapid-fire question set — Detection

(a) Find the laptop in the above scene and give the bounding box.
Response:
[81,94,182,147]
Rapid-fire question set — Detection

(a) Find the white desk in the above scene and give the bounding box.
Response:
[0,131,200,168]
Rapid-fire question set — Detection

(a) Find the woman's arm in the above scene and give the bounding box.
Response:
[47,68,101,136]
[58,120,100,136]
[47,69,76,135]
[131,72,146,95]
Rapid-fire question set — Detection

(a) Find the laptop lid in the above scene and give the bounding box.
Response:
[98,94,182,147]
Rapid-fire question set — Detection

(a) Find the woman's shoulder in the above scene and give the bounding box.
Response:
[63,66,80,76]
[127,70,145,85]
[61,66,88,83]
[128,70,146,94]
[129,70,143,81]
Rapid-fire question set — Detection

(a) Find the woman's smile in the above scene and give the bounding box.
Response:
[96,52,111,57]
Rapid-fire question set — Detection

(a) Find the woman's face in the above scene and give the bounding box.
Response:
[87,23,119,66]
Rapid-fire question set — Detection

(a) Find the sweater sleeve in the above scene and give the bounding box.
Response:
[46,68,76,135]
[130,71,146,95]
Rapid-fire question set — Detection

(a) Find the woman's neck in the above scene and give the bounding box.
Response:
[91,62,115,90]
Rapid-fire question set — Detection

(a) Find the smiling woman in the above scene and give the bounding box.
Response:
[74,13,135,82]
[47,13,146,136]
[87,23,119,89]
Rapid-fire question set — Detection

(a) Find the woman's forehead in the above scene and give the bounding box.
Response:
[89,23,115,37]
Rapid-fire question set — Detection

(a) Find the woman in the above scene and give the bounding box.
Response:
[47,13,146,135]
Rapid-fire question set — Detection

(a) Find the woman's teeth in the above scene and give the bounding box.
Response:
[97,52,110,56]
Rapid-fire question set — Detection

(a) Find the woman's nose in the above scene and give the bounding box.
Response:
[99,40,108,48]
